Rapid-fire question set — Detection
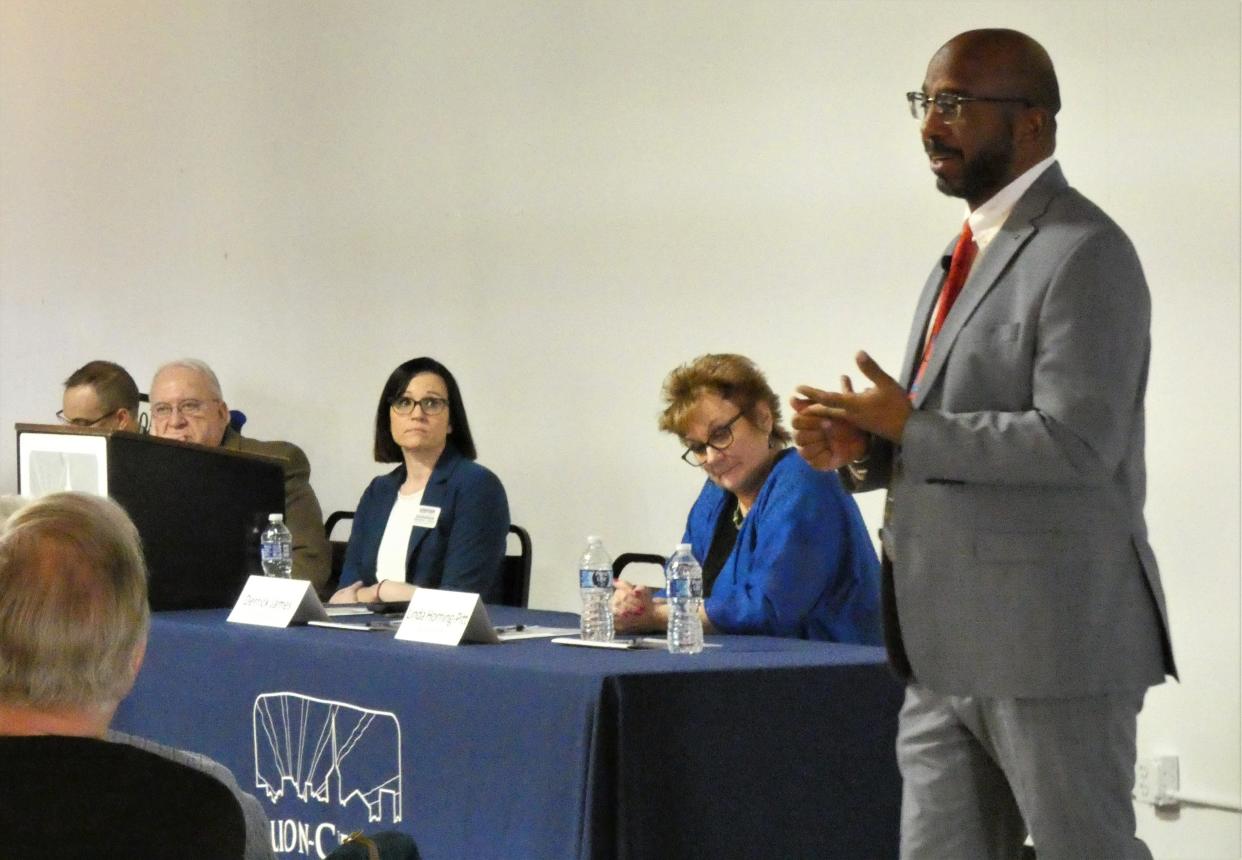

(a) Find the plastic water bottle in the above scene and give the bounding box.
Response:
[578,536,614,641]
[665,543,703,654]
[260,513,293,578]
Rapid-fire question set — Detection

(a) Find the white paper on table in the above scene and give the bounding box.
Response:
[495,626,579,642]
[325,605,372,617]
[550,636,660,650]
[308,618,396,632]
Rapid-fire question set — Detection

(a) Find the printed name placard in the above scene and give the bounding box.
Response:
[227,576,329,628]
[394,588,500,646]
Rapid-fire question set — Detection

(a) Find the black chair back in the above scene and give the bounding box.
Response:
[612,552,666,579]
[501,524,533,608]
[324,510,355,596]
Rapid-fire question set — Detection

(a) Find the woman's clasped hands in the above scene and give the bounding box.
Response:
[610,579,664,633]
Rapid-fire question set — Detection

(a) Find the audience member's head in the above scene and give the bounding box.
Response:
[0,492,150,736]
[149,359,231,447]
[0,496,28,527]
[60,361,142,432]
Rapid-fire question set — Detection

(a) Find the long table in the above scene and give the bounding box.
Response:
[113,607,903,859]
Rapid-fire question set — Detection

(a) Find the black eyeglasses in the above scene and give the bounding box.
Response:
[906,91,1033,123]
[56,408,119,428]
[390,395,449,416]
[681,411,745,466]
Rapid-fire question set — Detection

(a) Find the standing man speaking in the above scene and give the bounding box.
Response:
[792,29,1175,859]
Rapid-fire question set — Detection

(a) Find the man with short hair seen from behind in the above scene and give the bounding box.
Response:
[0,492,274,859]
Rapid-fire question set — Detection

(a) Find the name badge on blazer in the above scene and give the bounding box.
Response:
[412,505,441,529]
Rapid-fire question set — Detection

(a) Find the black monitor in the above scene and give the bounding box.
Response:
[16,424,285,611]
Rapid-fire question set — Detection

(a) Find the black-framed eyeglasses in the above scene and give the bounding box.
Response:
[150,399,219,421]
[906,91,1033,123]
[681,411,745,466]
[56,408,119,428]
[389,395,449,416]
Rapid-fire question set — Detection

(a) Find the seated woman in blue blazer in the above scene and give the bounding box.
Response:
[612,354,882,643]
[329,357,509,605]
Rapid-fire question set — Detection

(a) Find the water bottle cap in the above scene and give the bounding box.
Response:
[268,513,284,523]
[676,542,692,552]
[586,535,602,544]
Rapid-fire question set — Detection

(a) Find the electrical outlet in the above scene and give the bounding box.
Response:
[1135,755,1179,807]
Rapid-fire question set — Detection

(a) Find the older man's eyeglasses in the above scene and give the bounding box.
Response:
[390,396,449,417]
[681,411,745,466]
[56,408,119,428]
[906,91,1033,123]
[150,399,217,421]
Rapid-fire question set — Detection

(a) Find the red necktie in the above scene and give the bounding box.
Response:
[910,221,977,397]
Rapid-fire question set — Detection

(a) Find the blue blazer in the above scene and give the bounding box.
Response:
[684,449,882,644]
[339,448,510,603]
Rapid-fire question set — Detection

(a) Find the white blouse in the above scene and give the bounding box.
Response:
[375,488,425,582]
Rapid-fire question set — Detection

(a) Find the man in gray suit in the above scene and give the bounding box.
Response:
[792,29,1175,859]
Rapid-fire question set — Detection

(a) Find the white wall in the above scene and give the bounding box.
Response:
[1,2,1237,856]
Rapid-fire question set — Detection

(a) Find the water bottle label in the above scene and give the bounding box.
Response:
[579,568,612,589]
[666,578,703,599]
[261,542,291,562]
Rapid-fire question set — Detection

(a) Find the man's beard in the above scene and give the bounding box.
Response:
[935,132,1016,202]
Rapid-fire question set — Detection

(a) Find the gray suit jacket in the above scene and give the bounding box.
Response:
[849,163,1176,698]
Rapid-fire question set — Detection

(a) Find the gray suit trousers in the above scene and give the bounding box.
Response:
[897,683,1152,860]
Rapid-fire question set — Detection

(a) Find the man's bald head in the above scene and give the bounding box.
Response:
[935,29,1060,120]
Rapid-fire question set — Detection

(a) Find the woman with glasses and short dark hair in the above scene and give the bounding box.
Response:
[612,353,882,643]
[329,358,510,605]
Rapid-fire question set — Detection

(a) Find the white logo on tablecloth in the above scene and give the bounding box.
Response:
[252,692,402,823]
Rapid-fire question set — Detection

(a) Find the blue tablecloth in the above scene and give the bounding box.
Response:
[114,607,902,859]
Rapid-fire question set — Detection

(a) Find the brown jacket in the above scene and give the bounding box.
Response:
[221,427,330,594]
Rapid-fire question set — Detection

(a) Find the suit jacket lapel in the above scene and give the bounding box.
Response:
[909,164,1067,408]
[404,448,460,564]
[902,243,955,389]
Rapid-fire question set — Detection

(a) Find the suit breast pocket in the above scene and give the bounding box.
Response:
[955,321,1022,346]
